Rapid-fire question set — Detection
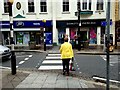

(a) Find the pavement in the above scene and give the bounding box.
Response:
[1,68,119,89]
[0,45,120,89]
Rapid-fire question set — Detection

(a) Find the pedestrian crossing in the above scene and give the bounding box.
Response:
[38,53,63,70]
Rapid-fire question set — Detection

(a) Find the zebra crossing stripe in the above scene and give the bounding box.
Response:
[38,66,63,70]
[42,60,62,64]
[46,57,61,59]
[48,54,61,56]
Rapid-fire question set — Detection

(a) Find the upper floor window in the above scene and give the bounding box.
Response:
[96,0,103,10]
[89,0,91,10]
[28,0,34,12]
[40,0,47,12]
[63,0,69,12]
[77,0,91,10]
[82,0,87,10]
[4,0,9,13]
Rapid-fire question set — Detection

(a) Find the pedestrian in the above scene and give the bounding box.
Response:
[59,37,74,76]
[65,34,70,43]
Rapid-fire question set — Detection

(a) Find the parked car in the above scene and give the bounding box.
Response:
[0,45,11,61]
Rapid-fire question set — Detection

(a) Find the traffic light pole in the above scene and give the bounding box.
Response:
[106,0,110,90]
[8,1,16,75]
[77,3,81,51]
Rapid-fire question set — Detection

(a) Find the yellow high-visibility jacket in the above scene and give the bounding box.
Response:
[60,42,74,59]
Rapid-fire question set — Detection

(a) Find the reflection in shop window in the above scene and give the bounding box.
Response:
[89,28,97,44]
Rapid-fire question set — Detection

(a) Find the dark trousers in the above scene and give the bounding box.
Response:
[62,59,70,74]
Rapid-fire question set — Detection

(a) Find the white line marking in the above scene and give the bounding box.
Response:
[46,57,61,59]
[19,61,25,64]
[38,66,63,70]
[29,55,32,58]
[0,66,11,69]
[48,54,61,56]
[77,65,79,67]
[16,66,19,68]
[93,76,120,84]
[79,72,82,74]
[78,68,80,70]
[42,60,62,64]
[24,58,29,61]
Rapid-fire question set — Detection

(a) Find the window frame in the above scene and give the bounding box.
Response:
[63,0,69,12]
[96,0,104,11]
[40,0,47,13]
[28,0,35,13]
[77,0,91,11]
[4,0,9,13]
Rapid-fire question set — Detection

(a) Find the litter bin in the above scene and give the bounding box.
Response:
[29,41,36,49]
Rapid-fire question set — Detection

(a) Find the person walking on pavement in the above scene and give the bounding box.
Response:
[59,37,74,76]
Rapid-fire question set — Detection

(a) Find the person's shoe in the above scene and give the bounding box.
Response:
[63,71,65,75]
[66,73,69,76]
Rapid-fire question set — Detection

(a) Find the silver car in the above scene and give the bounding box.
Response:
[0,45,11,61]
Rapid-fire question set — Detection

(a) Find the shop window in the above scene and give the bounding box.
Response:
[101,27,105,44]
[63,0,69,12]
[117,29,120,42]
[89,28,97,44]
[70,28,77,40]
[17,32,23,44]
[28,0,34,12]
[4,0,9,13]
[40,0,47,12]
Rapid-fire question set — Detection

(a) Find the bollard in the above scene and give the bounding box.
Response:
[11,51,16,75]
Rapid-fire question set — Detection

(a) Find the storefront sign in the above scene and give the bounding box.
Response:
[56,19,108,28]
[45,32,52,46]
[1,21,10,28]
[13,20,52,28]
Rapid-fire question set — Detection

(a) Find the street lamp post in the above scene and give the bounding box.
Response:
[77,2,81,51]
[8,0,16,75]
[42,19,46,51]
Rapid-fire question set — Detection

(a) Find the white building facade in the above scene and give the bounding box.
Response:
[0,0,115,46]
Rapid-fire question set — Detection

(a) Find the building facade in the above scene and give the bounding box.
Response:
[0,0,115,47]
[115,0,120,47]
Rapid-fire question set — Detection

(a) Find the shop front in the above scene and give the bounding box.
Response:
[1,21,10,45]
[56,19,107,46]
[13,20,52,45]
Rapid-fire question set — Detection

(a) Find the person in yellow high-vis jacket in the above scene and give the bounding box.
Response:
[60,37,74,76]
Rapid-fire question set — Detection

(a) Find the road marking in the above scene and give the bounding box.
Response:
[77,65,79,67]
[46,57,61,59]
[16,66,19,68]
[78,68,80,70]
[29,55,32,58]
[79,72,82,74]
[48,54,61,56]
[0,66,11,69]
[38,66,63,70]
[19,61,25,64]
[93,76,120,84]
[24,58,29,61]
[42,60,62,64]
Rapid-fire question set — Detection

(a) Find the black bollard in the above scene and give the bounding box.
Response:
[11,51,16,75]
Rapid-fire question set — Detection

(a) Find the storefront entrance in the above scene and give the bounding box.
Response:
[58,29,66,44]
